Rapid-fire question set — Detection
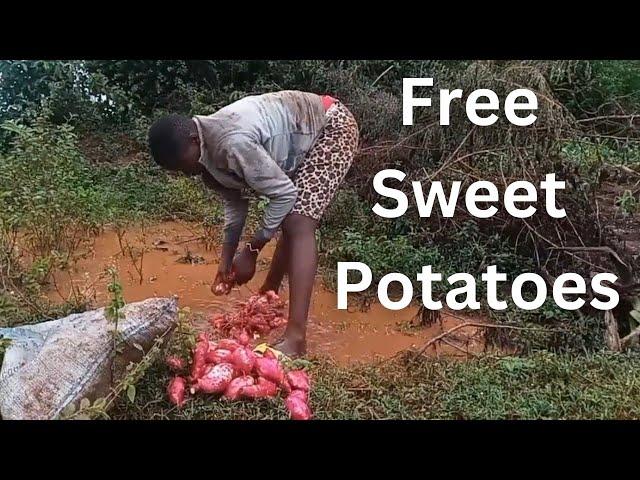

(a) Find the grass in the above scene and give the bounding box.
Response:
[111,349,640,420]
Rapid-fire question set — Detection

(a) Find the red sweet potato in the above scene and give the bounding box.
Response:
[254,324,272,334]
[286,370,310,392]
[257,377,278,397]
[210,293,285,337]
[264,290,280,303]
[285,393,312,420]
[289,389,308,403]
[240,379,277,399]
[217,339,241,351]
[280,376,292,395]
[223,375,255,401]
[165,356,185,372]
[248,294,269,309]
[206,348,232,364]
[248,316,269,329]
[240,385,268,399]
[167,376,187,407]
[255,357,284,384]
[213,283,230,296]
[196,363,235,394]
[230,347,256,375]
[211,315,227,330]
[190,339,209,380]
[237,330,250,346]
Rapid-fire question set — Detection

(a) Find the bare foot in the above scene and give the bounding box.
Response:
[272,337,306,358]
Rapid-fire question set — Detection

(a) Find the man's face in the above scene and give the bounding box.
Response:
[177,135,203,176]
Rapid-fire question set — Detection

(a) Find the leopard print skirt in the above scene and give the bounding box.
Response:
[290,101,359,221]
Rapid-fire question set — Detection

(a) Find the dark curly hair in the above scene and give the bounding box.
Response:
[147,114,196,170]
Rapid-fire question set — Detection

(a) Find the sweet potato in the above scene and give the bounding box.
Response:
[255,357,284,384]
[285,393,312,420]
[263,349,277,360]
[237,330,250,346]
[206,348,232,364]
[210,293,286,338]
[286,370,310,392]
[280,376,292,395]
[196,363,235,394]
[289,389,307,403]
[257,377,278,397]
[269,317,286,328]
[264,290,280,303]
[211,315,227,330]
[197,332,210,342]
[213,283,230,296]
[223,375,255,401]
[167,376,187,407]
[190,339,209,380]
[230,347,256,375]
[165,356,185,372]
[254,324,271,334]
[241,379,277,399]
[217,339,241,351]
[240,385,269,399]
[248,316,269,328]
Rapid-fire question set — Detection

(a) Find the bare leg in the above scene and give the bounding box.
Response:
[259,234,289,294]
[273,213,317,357]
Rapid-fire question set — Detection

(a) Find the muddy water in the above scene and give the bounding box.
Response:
[48,222,485,364]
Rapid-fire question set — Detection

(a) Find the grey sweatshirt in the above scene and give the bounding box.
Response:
[194,91,327,245]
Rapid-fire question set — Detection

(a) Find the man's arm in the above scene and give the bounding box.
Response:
[219,194,249,271]
[217,136,298,285]
[223,135,298,251]
[202,171,249,293]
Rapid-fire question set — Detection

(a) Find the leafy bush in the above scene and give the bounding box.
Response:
[591,61,640,109]
[0,118,220,327]
[0,119,100,256]
[328,230,442,283]
[616,190,638,217]
[0,61,135,149]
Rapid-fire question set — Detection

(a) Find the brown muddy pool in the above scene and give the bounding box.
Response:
[47,221,486,364]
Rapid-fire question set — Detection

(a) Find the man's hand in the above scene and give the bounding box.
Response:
[211,243,237,296]
[211,269,234,295]
[231,245,258,285]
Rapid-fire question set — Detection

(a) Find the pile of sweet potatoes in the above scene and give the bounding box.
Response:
[165,293,311,420]
[209,291,286,341]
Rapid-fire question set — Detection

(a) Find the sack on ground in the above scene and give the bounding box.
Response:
[0,297,178,420]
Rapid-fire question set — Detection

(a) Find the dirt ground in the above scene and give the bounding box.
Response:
[47,221,487,364]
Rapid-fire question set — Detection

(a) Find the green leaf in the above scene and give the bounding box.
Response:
[133,342,144,352]
[288,358,314,370]
[127,384,136,403]
[92,397,107,410]
[60,403,76,417]
[79,398,91,410]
